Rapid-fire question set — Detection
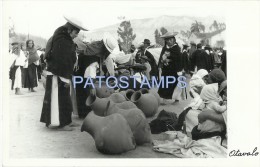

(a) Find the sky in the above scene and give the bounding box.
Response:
[4,0,225,39]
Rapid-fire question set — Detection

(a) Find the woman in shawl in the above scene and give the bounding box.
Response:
[174,69,208,132]
[24,39,40,92]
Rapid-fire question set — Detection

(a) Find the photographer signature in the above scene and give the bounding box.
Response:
[229,147,259,157]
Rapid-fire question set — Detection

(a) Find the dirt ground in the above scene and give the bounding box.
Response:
[8,77,191,158]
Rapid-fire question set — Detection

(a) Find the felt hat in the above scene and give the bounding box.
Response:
[142,39,151,45]
[63,15,88,31]
[103,32,118,53]
[196,43,202,48]
[160,32,178,39]
[204,44,212,50]
[182,44,190,48]
[209,69,226,84]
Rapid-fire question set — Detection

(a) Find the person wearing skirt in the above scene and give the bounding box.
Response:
[40,16,87,131]
[157,32,183,104]
[24,40,40,92]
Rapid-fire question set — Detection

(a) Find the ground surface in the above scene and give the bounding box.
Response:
[9,77,191,158]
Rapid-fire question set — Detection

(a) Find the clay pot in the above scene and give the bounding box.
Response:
[94,81,115,98]
[86,93,109,116]
[140,88,149,94]
[125,89,135,101]
[105,101,152,145]
[116,101,137,110]
[109,93,126,103]
[131,91,158,117]
[81,111,136,154]
[119,90,126,97]
[148,89,161,106]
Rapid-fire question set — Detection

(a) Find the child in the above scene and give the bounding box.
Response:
[197,83,227,133]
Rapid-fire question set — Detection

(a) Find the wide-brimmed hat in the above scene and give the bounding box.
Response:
[142,39,151,45]
[160,32,178,39]
[63,15,88,31]
[103,32,118,53]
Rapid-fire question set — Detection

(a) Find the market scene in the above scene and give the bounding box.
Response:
[7,2,227,158]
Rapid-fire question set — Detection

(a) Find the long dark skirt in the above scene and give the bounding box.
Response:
[158,69,178,99]
[40,75,72,127]
[24,63,38,88]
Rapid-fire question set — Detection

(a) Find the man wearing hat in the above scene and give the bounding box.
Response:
[157,32,183,104]
[9,40,27,95]
[190,43,214,73]
[40,16,88,131]
[197,44,214,72]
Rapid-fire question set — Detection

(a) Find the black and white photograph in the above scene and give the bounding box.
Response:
[1,0,260,166]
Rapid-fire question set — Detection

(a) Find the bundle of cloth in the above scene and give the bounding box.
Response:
[153,131,227,158]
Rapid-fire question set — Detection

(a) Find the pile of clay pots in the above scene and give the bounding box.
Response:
[81,88,160,154]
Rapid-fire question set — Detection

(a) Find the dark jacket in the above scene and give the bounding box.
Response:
[190,49,203,71]
[182,50,189,72]
[46,26,77,79]
[158,43,182,72]
[221,50,227,76]
[198,51,215,72]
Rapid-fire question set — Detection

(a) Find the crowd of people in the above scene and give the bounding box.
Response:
[9,39,45,95]
[9,15,227,152]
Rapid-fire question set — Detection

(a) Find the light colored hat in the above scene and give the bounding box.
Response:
[160,32,178,39]
[10,38,20,45]
[103,32,118,53]
[63,15,88,31]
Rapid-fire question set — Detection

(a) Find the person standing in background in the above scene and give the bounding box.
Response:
[9,41,27,95]
[24,39,40,92]
[157,32,183,105]
[181,44,190,74]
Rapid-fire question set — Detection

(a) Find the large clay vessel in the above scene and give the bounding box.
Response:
[105,101,152,145]
[125,89,135,101]
[109,93,126,103]
[131,91,158,117]
[119,90,126,97]
[147,89,161,106]
[116,101,137,110]
[86,93,109,116]
[94,81,115,98]
[81,111,136,154]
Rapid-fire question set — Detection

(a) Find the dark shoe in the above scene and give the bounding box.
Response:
[31,88,36,92]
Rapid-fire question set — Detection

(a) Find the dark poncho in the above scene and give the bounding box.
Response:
[46,26,77,79]
[158,43,183,72]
